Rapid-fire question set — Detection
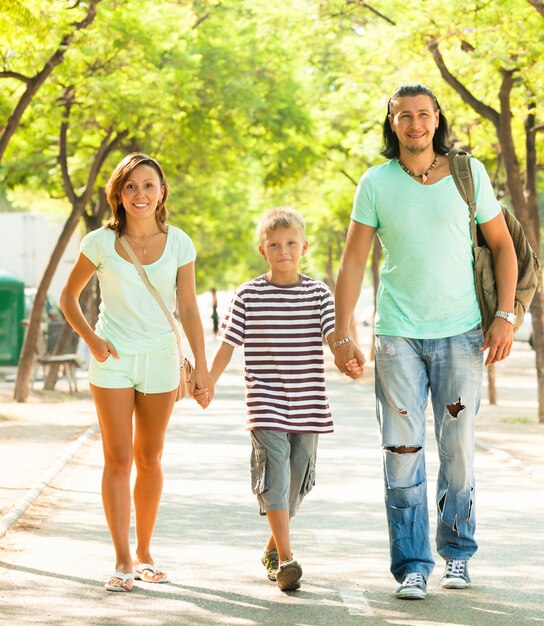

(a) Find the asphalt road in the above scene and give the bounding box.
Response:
[0,340,543,625]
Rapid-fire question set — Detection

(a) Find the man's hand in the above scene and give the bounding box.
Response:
[481,318,514,366]
[334,341,366,379]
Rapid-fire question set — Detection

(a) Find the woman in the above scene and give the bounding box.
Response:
[61,153,213,592]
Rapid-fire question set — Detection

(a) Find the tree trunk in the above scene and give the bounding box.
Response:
[429,42,544,422]
[530,281,544,422]
[43,321,78,391]
[487,364,497,405]
[13,204,85,401]
[41,189,107,392]
[496,73,544,422]
[13,96,127,402]
[326,240,336,293]
[80,190,108,328]
[82,275,100,331]
[524,96,544,422]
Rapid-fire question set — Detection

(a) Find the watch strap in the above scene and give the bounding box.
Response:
[495,310,517,324]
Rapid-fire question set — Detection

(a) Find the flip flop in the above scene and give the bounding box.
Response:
[104,572,134,592]
[134,563,170,584]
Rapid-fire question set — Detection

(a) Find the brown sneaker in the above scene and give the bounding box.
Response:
[276,559,302,591]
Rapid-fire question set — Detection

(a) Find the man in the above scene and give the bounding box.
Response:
[333,83,517,600]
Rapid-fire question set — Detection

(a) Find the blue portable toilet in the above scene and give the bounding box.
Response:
[0,269,25,365]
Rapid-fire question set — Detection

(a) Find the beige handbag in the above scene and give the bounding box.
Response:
[118,235,192,400]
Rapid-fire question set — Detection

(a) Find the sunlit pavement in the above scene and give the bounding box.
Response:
[0,330,543,625]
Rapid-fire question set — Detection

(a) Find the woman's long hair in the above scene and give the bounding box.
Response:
[381,83,451,159]
[105,152,169,235]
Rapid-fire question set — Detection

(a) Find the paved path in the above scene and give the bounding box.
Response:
[0,338,543,625]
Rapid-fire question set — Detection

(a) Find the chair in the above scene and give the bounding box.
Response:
[32,322,81,393]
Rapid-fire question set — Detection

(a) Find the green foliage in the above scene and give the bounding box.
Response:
[0,0,38,30]
[0,0,542,291]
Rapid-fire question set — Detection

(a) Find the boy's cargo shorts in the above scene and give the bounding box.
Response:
[250,429,318,517]
[88,344,179,394]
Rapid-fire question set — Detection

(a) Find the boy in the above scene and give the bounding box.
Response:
[209,206,361,592]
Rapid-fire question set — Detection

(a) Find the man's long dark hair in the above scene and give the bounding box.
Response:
[381,83,451,159]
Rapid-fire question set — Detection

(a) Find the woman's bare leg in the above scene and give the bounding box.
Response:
[90,384,135,591]
[132,389,176,581]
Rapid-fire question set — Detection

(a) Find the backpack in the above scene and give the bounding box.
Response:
[448,148,540,334]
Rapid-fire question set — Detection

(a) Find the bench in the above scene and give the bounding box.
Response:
[35,353,81,394]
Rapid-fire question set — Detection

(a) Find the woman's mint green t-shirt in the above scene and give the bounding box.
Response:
[80,226,196,354]
[351,158,501,339]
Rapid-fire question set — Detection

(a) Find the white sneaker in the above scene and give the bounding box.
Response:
[395,572,427,599]
[441,560,471,589]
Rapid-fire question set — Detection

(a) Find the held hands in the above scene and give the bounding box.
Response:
[188,366,214,409]
[481,317,514,366]
[333,341,366,379]
[345,357,364,378]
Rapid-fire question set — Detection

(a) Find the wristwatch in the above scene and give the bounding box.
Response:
[495,310,517,325]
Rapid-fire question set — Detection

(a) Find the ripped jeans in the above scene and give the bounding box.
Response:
[375,326,483,582]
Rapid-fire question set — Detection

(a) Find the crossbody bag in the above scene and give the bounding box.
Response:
[118,235,192,401]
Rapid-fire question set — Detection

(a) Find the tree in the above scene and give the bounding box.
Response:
[0,0,100,164]
[3,0,542,412]
[7,0,324,399]
[420,1,544,420]
[327,0,544,419]
[13,89,127,401]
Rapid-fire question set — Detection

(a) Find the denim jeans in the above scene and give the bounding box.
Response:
[374,326,483,582]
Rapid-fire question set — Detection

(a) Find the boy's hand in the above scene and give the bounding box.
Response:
[192,386,210,408]
[345,357,364,379]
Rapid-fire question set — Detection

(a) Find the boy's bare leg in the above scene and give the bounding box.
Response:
[266,516,293,552]
[266,510,291,561]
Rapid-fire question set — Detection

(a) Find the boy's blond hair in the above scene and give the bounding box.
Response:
[257,206,306,242]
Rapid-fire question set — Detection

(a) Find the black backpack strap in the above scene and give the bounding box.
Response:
[448,148,478,246]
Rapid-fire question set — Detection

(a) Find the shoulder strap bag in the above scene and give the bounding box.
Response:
[448,148,539,334]
[118,234,192,400]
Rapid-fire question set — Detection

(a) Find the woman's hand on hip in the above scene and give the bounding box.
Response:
[89,337,119,362]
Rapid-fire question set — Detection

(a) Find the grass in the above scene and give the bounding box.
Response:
[499,416,536,424]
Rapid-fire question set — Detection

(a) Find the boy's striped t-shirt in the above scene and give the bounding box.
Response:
[219,274,335,434]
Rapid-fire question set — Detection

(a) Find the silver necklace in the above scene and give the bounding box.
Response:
[125,229,159,256]
[397,153,438,184]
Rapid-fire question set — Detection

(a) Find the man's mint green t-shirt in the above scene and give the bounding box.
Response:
[351,158,501,339]
[81,226,196,354]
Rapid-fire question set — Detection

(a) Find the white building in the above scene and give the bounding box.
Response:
[0,213,81,303]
